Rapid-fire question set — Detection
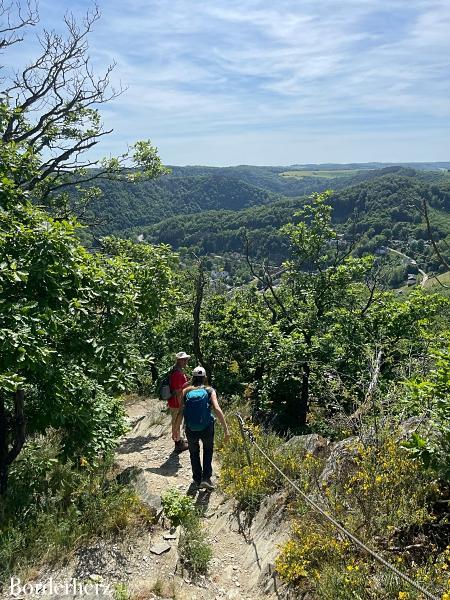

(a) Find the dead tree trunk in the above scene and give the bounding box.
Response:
[299,362,310,428]
[192,260,212,382]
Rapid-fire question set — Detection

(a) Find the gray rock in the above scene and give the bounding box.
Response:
[149,542,171,555]
[319,437,359,487]
[397,416,430,440]
[285,433,329,458]
[116,465,142,485]
[116,467,162,520]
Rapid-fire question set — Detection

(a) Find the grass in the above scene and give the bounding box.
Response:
[147,579,178,599]
[423,269,450,289]
[0,431,155,586]
[395,270,450,298]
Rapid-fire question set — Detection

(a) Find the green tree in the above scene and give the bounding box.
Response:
[0,3,173,493]
[0,201,176,492]
[254,192,443,429]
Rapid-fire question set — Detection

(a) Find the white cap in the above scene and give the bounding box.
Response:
[192,366,206,377]
[175,351,191,360]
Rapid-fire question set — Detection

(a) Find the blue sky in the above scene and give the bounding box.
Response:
[5,0,450,165]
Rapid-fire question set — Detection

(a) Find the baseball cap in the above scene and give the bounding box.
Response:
[192,366,206,377]
[175,351,191,360]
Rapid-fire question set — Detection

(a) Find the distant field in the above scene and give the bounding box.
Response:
[279,169,366,179]
[423,270,450,289]
[397,270,450,297]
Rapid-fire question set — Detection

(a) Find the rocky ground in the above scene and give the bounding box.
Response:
[3,397,290,600]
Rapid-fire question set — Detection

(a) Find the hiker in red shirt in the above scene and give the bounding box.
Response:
[168,351,191,453]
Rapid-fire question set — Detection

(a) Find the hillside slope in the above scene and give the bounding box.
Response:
[121,173,450,269]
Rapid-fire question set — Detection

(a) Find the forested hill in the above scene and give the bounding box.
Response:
[84,174,281,237]
[79,165,450,279]
[117,171,450,269]
[83,163,449,240]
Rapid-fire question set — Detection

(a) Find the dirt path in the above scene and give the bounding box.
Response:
[2,397,284,600]
[110,396,279,600]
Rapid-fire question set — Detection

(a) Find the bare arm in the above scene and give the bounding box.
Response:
[210,389,230,440]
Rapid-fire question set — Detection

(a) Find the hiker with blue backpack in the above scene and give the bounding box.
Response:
[177,366,230,490]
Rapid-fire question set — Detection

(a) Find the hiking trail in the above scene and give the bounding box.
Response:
[3,397,287,600]
[110,396,286,600]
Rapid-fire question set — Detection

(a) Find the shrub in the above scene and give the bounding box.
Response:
[275,431,446,597]
[218,418,280,513]
[401,344,450,480]
[161,488,195,527]
[160,488,212,575]
[336,437,437,538]
[275,524,351,586]
[179,516,213,575]
[0,433,154,585]
[218,414,325,513]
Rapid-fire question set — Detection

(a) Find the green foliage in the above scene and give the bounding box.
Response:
[178,516,213,575]
[0,200,177,460]
[0,7,175,489]
[230,428,445,597]
[201,290,272,394]
[77,168,450,280]
[113,583,130,600]
[252,193,437,426]
[161,488,212,574]
[0,433,154,583]
[161,488,196,527]
[402,344,450,479]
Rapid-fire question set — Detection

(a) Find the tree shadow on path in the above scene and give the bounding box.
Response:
[117,434,162,455]
[146,452,182,476]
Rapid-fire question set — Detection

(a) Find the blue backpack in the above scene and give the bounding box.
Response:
[184,387,214,431]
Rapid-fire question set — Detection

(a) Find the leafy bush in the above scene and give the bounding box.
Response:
[161,488,196,527]
[218,413,325,513]
[275,525,350,585]
[178,515,213,575]
[274,431,447,597]
[160,488,212,574]
[335,437,437,537]
[219,418,279,513]
[401,344,450,479]
[0,199,177,490]
[0,433,154,584]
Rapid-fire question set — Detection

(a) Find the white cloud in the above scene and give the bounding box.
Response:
[2,0,449,163]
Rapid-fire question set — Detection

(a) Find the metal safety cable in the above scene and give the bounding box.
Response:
[235,413,440,600]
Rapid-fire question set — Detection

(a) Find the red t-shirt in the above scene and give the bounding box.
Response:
[168,368,188,409]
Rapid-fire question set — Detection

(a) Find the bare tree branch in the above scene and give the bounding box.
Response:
[0,0,38,50]
[1,3,126,195]
[419,197,450,271]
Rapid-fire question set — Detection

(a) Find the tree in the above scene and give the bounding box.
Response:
[0,0,38,50]
[0,2,167,212]
[253,192,443,430]
[0,2,173,493]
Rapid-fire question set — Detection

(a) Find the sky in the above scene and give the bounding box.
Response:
[3,0,450,166]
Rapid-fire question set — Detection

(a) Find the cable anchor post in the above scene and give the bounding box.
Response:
[236,412,252,466]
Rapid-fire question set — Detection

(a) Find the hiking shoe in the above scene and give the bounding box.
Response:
[174,439,189,454]
[199,478,215,491]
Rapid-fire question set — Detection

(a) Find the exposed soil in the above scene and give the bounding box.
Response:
[2,397,286,600]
